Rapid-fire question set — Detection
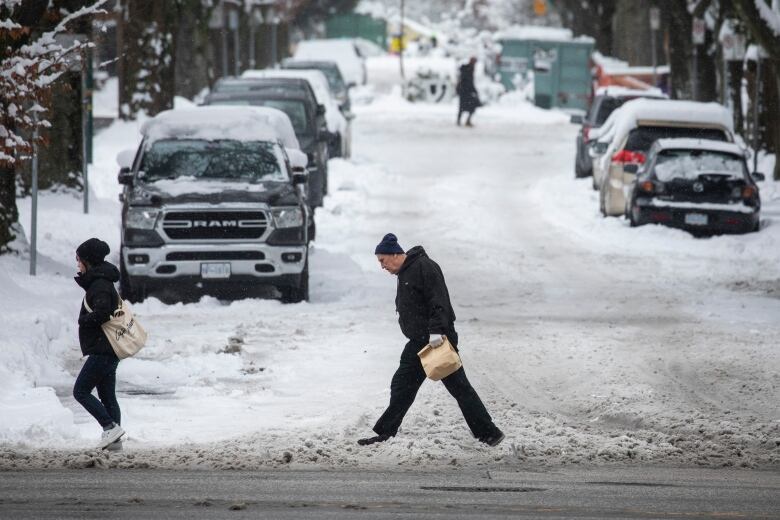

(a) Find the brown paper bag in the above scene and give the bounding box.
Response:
[417,337,462,381]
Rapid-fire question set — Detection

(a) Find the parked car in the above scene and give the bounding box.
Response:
[596,99,734,217]
[242,69,351,159]
[293,38,367,86]
[204,86,330,209]
[281,58,352,115]
[116,106,311,304]
[628,138,763,234]
[570,86,667,179]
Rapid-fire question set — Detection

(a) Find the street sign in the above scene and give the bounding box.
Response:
[692,18,706,45]
[649,8,660,31]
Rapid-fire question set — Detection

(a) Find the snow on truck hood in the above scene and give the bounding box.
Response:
[141,106,301,150]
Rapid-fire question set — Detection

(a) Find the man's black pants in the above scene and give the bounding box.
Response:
[373,338,500,439]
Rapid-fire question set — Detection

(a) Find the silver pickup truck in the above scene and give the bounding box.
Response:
[117,107,311,303]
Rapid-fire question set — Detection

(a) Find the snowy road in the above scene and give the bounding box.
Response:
[1,91,778,471]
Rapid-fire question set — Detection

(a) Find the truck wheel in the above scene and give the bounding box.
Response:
[120,259,144,303]
[280,261,309,304]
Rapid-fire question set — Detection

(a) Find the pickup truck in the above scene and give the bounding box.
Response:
[117,106,311,303]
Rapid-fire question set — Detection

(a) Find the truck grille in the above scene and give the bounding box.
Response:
[162,211,268,240]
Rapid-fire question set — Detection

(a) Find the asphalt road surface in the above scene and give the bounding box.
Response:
[1,466,778,519]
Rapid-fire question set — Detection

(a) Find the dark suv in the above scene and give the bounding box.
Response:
[571,88,667,178]
[281,58,351,114]
[205,78,330,208]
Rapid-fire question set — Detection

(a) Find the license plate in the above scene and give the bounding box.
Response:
[201,263,231,279]
[684,213,708,226]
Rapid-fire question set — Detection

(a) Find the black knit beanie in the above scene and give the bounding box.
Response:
[374,233,404,255]
[76,238,110,266]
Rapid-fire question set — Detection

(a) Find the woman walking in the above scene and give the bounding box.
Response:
[73,238,125,450]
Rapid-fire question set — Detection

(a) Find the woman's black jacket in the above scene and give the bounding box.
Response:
[75,261,120,357]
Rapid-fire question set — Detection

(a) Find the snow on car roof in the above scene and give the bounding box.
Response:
[141,106,300,150]
[600,98,734,146]
[594,86,667,99]
[652,138,745,155]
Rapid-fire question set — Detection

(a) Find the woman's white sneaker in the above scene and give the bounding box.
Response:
[98,424,125,449]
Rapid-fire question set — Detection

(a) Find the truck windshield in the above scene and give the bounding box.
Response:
[141,139,288,183]
[653,150,747,182]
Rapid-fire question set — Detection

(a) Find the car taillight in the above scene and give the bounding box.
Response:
[741,186,757,200]
[611,150,646,164]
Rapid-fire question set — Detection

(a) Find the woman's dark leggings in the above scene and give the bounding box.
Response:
[73,354,121,428]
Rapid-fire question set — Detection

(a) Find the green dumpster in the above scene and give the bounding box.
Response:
[497,29,593,111]
[326,13,387,50]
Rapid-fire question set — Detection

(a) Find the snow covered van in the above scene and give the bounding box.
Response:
[116,106,311,303]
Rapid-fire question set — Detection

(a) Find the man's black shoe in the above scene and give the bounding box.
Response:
[480,431,505,447]
[357,434,391,446]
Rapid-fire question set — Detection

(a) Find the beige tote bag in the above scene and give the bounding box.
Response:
[417,337,462,381]
[83,294,148,359]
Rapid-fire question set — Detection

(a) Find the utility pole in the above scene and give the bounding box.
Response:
[30,109,39,276]
[81,48,89,214]
[692,18,705,100]
[220,1,229,78]
[649,7,660,88]
[399,0,405,80]
[752,51,763,174]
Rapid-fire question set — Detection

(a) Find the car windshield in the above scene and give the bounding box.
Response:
[140,139,288,183]
[625,126,728,152]
[653,149,746,182]
[210,99,312,136]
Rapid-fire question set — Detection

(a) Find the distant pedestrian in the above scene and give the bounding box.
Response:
[358,234,504,447]
[73,238,125,451]
[456,57,481,127]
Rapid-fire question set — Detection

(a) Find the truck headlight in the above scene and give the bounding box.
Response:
[272,207,303,228]
[126,208,159,229]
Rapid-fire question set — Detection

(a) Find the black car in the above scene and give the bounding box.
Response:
[204,82,330,208]
[628,138,763,234]
[281,58,352,114]
[571,88,667,178]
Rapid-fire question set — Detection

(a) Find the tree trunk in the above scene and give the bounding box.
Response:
[726,60,744,134]
[118,0,177,119]
[555,0,615,56]
[18,72,84,194]
[0,165,19,253]
[174,0,215,99]
[611,2,655,65]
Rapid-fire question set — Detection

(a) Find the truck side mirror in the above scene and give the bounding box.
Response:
[316,104,326,116]
[751,171,766,182]
[292,167,308,185]
[118,167,134,185]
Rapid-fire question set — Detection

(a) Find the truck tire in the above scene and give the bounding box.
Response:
[119,258,144,303]
[280,260,309,304]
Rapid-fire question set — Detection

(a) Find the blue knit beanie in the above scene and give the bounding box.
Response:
[374,233,404,255]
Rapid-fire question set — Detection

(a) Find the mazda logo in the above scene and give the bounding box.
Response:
[693,182,704,193]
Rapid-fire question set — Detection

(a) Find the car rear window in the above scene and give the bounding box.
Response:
[625,126,728,152]
[653,149,747,182]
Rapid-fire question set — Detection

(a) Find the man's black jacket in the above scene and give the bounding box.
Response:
[75,261,120,357]
[395,246,457,345]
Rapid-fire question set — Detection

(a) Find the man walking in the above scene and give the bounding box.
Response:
[358,233,504,447]
[456,57,481,127]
